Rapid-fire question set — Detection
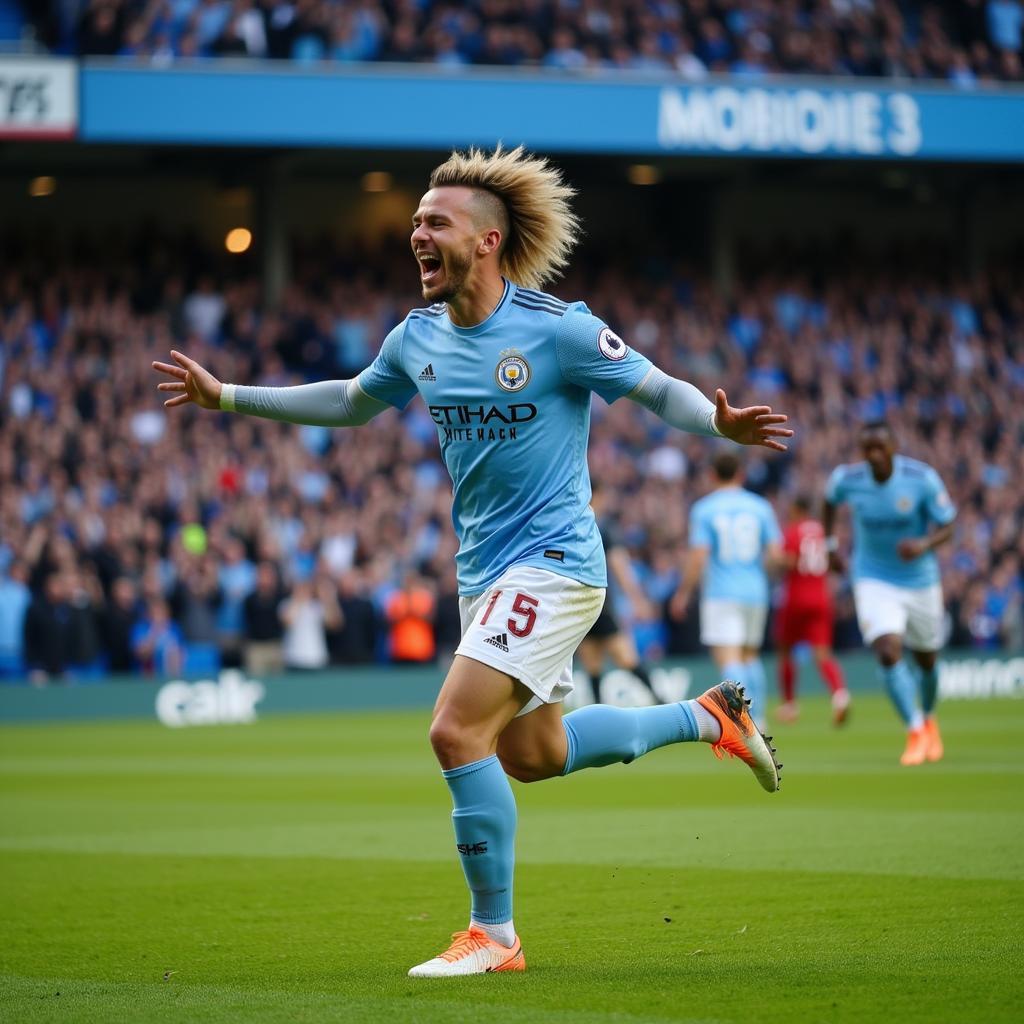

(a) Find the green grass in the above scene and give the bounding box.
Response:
[1,694,1022,1024]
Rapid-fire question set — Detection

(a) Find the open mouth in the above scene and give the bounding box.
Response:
[417,252,442,285]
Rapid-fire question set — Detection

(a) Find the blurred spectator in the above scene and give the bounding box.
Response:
[242,561,285,674]
[330,568,378,664]
[385,574,436,663]
[102,577,143,673]
[66,568,105,678]
[217,536,257,665]
[23,574,72,684]
[280,577,341,669]
[131,598,185,676]
[170,558,223,671]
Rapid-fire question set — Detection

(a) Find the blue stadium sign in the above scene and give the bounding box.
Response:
[79,62,1024,163]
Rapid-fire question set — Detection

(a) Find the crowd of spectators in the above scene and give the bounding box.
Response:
[23,1,1024,84]
[0,227,1022,684]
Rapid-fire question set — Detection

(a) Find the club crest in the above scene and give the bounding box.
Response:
[495,349,531,392]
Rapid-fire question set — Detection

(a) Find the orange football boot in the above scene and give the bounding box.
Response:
[697,681,782,793]
[924,716,944,762]
[900,726,929,766]
[408,926,525,978]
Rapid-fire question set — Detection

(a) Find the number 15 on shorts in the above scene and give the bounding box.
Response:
[479,589,540,638]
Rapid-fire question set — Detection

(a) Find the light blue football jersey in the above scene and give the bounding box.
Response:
[825,455,956,589]
[357,281,653,595]
[689,487,781,605]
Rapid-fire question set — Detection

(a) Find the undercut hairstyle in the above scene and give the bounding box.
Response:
[428,145,581,290]
[792,494,813,513]
[712,452,741,482]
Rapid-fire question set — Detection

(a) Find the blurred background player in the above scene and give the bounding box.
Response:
[775,495,851,726]
[824,422,957,766]
[670,453,782,729]
[576,482,662,705]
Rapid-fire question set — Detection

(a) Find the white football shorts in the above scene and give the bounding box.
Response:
[853,578,945,651]
[700,599,768,649]
[456,565,606,716]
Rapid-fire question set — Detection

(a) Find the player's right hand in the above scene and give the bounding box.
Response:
[152,350,223,410]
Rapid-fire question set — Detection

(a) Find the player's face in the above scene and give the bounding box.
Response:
[860,430,895,475]
[411,188,478,303]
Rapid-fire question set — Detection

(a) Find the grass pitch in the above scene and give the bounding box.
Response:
[1,693,1021,1024]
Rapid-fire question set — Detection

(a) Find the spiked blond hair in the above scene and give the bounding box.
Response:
[428,145,580,290]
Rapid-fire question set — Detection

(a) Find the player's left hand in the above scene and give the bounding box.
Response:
[897,538,929,561]
[713,389,793,452]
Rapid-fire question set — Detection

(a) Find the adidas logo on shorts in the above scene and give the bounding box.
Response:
[483,632,510,653]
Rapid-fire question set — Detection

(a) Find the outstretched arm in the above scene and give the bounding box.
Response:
[628,367,792,452]
[153,350,389,427]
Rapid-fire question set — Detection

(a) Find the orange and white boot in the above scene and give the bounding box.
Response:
[924,716,944,762]
[408,925,525,978]
[697,681,782,793]
[900,726,929,766]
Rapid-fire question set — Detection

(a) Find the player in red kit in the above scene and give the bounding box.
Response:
[775,496,851,725]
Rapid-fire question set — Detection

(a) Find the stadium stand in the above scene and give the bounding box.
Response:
[1,230,1021,681]
[14,0,1024,84]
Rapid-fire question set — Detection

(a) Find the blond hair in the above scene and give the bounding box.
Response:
[428,145,580,290]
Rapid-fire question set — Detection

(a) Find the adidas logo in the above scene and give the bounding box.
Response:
[483,632,509,653]
[418,363,437,382]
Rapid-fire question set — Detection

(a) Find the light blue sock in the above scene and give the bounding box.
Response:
[743,658,767,727]
[442,755,516,925]
[723,660,748,688]
[916,663,940,715]
[562,701,699,774]
[881,660,922,728]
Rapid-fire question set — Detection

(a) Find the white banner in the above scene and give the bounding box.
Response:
[0,58,77,139]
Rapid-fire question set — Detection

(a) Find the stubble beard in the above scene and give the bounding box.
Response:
[421,246,473,304]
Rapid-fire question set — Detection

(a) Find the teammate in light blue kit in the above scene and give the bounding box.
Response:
[153,146,792,977]
[824,422,956,766]
[671,453,782,729]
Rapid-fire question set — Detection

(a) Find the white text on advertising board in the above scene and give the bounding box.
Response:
[156,670,265,728]
[658,87,921,157]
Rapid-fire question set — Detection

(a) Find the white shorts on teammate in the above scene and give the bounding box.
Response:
[852,579,945,652]
[699,599,768,649]
[456,566,606,716]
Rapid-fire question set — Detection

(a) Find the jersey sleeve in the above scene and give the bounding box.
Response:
[923,467,957,525]
[825,465,848,505]
[356,322,417,410]
[689,503,712,549]
[555,306,653,404]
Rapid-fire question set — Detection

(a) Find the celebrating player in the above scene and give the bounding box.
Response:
[670,453,782,730]
[775,495,851,725]
[153,146,791,977]
[824,422,956,766]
